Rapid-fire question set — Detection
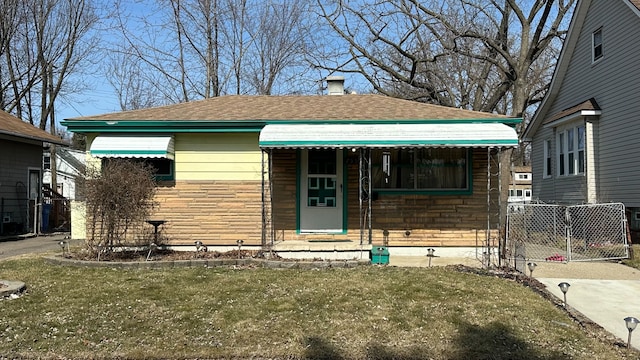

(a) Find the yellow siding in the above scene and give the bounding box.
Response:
[84,133,101,171]
[175,133,262,181]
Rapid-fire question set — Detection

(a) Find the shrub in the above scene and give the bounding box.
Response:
[82,159,157,255]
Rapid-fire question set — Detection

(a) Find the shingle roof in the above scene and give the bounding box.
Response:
[68,94,510,122]
[0,110,66,145]
[543,98,601,124]
[631,0,640,11]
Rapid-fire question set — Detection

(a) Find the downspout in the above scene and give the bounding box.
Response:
[261,149,266,249]
[368,149,372,244]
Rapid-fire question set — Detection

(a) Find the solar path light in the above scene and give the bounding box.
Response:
[558,282,570,307]
[194,241,207,257]
[426,248,435,267]
[527,262,537,277]
[237,239,244,258]
[58,240,68,257]
[625,317,639,349]
[146,243,157,261]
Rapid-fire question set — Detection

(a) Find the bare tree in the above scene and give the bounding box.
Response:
[106,50,165,111]
[245,0,312,95]
[106,0,317,108]
[0,0,99,127]
[315,0,575,118]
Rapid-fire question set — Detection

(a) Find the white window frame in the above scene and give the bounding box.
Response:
[592,27,603,63]
[556,124,585,177]
[543,139,552,178]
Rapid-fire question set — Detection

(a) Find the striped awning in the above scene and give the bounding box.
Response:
[258,123,518,149]
[90,135,175,159]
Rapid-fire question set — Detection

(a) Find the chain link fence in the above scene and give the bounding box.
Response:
[506,202,628,268]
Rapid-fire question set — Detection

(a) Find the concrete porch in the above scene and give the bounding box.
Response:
[270,240,372,260]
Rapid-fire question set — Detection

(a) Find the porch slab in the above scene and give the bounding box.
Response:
[271,240,371,252]
[271,240,371,261]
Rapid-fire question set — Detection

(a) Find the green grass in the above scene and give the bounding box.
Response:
[0,258,635,359]
[622,244,640,269]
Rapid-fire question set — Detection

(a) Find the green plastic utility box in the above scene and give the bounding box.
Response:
[370,246,390,265]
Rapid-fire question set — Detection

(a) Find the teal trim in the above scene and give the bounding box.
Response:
[295,149,301,234]
[91,150,169,156]
[372,149,474,195]
[155,175,174,181]
[259,139,518,147]
[296,149,348,234]
[264,118,522,125]
[468,153,474,194]
[62,117,522,134]
[341,149,348,233]
[374,189,473,196]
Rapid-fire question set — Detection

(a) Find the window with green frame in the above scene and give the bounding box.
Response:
[372,148,469,191]
[102,158,174,181]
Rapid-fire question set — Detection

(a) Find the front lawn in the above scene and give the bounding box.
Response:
[0,258,634,359]
[622,244,640,270]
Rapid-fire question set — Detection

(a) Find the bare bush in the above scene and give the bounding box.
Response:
[82,159,157,255]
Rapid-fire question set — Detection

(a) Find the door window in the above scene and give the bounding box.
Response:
[307,150,337,207]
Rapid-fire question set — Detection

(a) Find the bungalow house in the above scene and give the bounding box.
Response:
[0,110,66,236]
[62,77,520,259]
[523,0,640,240]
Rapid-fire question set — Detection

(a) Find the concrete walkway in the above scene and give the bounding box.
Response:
[533,260,640,349]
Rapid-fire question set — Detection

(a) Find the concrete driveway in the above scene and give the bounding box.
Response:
[0,233,76,260]
[533,260,640,349]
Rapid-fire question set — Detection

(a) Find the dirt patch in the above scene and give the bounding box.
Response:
[530,260,640,280]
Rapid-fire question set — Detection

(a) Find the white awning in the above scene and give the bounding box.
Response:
[259,123,518,148]
[90,135,175,159]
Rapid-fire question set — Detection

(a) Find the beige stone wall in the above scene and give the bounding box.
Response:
[269,149,501,247]
[152,180,263,246]
[70,200,86,240]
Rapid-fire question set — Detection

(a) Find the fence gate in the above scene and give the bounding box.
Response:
[506,203,628,267]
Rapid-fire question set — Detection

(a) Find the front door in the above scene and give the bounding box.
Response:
[300,149,343,233]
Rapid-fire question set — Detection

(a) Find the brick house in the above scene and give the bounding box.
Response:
[63,78,519,259]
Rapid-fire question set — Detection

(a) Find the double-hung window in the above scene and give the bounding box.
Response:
[558,133,565,176]
[556,124,585,176]
[543,139,552,178]
[593,28,603,62]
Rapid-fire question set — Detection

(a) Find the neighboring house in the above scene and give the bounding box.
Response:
[43,147,86,200]
[0,110,66,236]
[62,77,520,257]
[508,166,532,203]
[523,0,640,238]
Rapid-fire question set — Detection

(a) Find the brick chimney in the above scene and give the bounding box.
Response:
[326,76,345,95]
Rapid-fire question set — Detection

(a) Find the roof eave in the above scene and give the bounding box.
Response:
[542,109,602,129]
[0,130,68,146]
[62,117,522,134]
